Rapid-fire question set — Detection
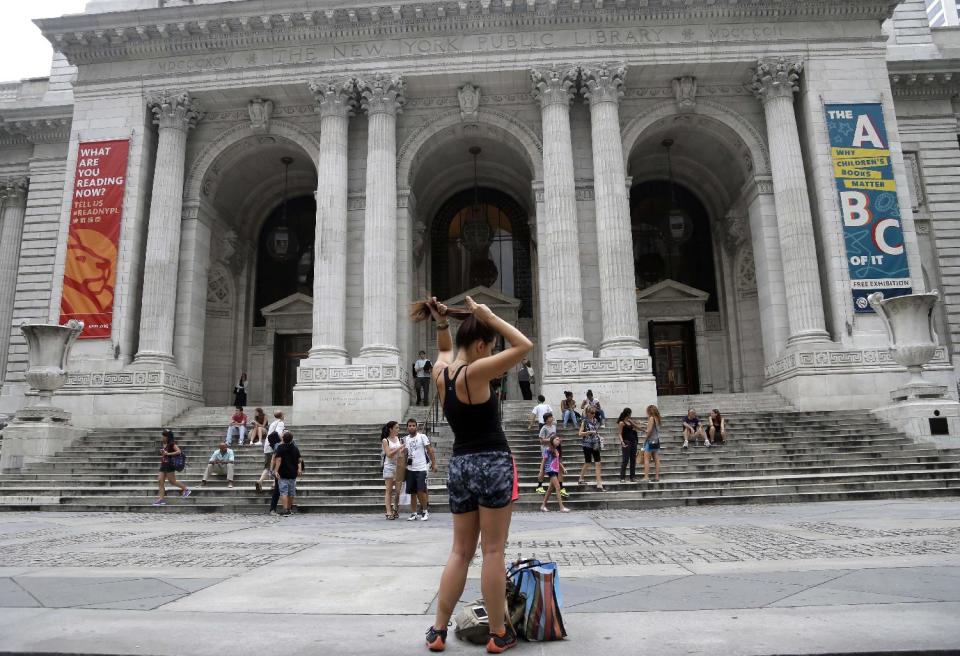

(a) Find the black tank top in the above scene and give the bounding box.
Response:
[443,365,510,456]
[622,422,638,442]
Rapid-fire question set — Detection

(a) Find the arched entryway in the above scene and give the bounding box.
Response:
[189,129,318,406]
[625,110,764,394]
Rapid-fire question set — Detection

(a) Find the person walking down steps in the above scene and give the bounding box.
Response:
[410,294,532,653]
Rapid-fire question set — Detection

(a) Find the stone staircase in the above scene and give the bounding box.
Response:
[1,398,959,513]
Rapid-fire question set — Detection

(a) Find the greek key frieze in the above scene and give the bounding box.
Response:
[764,347,949,381]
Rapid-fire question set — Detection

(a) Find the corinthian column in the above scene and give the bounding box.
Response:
[582,63,643,355]
[0,177,28,379]
[751,59,829,346]
[531,67,588,355]
[357,73,404,362]
[135,90,203,366]
[307,79,355,363]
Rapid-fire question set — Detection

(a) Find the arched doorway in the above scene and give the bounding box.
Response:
[194,134,318,406]
[625,112,763,394]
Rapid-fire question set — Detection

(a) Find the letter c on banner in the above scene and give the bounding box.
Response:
[873,218,905,256]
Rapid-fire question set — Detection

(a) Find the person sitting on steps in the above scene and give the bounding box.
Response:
[682,409,710,449]
[201,442,235,488]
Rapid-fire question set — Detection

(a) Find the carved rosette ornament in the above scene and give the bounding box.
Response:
[581,63,626,105]
[358,73,405,116]
[248,97,274,133]
[750,58,803,103]
[0,177,29,206]
[147,90,204,131]
[309,78,357,118]
[530,67,578,107]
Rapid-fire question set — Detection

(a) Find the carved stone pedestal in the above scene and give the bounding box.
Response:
[539,355,657,416]
[293,362,411,425]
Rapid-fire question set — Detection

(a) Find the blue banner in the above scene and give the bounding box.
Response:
[824,103,912,313]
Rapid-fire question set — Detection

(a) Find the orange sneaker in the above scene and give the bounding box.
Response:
[425,626,447,652]
[486,625,518,653]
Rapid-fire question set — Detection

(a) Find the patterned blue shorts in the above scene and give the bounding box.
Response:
[447,451,515,514]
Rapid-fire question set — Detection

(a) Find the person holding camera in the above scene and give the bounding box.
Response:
[403,418,436,521]
[413,351,434,406]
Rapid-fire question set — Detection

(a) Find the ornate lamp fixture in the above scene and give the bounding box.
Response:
[662,138,693,244]
[266,156,299,262]
[462,146,492,257]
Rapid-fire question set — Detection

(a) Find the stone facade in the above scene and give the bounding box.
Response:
[0,0,958,426]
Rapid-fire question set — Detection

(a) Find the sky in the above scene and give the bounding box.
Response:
[0,1,88,83]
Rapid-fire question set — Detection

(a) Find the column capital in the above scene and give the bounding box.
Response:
[751,58,803,104]
[309,78,358,119]
[147,90,204,131]
[530,66,578,108]
[358,73,405,116]
[581,63,626,105]
[0,177,29,206]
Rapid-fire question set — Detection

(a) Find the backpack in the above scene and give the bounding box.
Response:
[171,449,186,472]
[268,432,281,449]
[508,559,567,641]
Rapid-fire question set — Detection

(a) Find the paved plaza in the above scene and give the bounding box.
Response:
[0,499,959,655]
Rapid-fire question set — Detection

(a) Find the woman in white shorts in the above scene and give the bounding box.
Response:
[381,421,402,519]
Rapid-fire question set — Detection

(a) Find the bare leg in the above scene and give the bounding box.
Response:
[554,478,566,510]
[643,451,650,481]
[478,504,514,635]
[167,473,187,492]
[156,472,166,499]
[432,511,481,630]
[542,482,552,508]
[417,491,429,514]
[579,462,589,483]
[655,453,661,480]
[384,479,393,515]
[594,462,603,488]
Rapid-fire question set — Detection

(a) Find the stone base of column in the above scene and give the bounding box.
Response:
[355,345,401,364]
[52,365,203,428]
[785,330,831,348]
[305,348,349,365]
[131,351,178,368]
[293,360,411,425]
[599,338,648,359]
[765,344,956,411]
[540,354,657,415]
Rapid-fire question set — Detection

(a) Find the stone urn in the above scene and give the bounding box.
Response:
[867,291,939,388]
[19,320,83,416]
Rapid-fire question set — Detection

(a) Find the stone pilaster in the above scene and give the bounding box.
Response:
[751,59,830,346]
[531,66,589,355]
[135,90,203,366]
[357,73,404,362]
[0,177,29,381]
[307,78,356,363]
[581,63,644,356]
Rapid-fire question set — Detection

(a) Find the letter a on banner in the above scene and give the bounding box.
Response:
[59,139,130,338]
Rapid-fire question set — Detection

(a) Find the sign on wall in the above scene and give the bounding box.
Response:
[824,103,912,313]
[59,139,130,339]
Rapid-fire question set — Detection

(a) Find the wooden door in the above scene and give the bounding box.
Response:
[650,322,699,396]
[273,334,311,405]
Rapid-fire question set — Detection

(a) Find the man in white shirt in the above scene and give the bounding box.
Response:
[403,418,437,521]
[256,411,285,493]
[412,351,433,406]
[201,443,235,488]
[528,395,553,431]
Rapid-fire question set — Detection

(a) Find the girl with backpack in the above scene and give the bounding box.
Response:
[412,295,532,653]
[255,411,285,493]
[153,429,190,506]
[540,434,569,513]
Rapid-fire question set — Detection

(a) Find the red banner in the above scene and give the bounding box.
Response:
[59,139,129,339]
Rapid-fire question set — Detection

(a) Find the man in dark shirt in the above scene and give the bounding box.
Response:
[682,409,709,449]
[272,431,303,517]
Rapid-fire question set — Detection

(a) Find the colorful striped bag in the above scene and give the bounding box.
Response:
[507,559,567,641]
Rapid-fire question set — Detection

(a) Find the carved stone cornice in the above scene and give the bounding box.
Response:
[147,90,203,131]
[751,58,803,104]
[581,63,626,105]
[357,74,404,116]
[0,177,29,206]
[309,78,358,119]
[36,1,901,66]
[531,67,578,108]
[889,72,960,99]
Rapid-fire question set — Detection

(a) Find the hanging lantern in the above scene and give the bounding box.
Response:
[266,156,300,262]
[662,139,693,245]
[462,146,492,257]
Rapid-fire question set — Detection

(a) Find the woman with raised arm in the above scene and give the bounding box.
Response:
[413,295,532,654]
